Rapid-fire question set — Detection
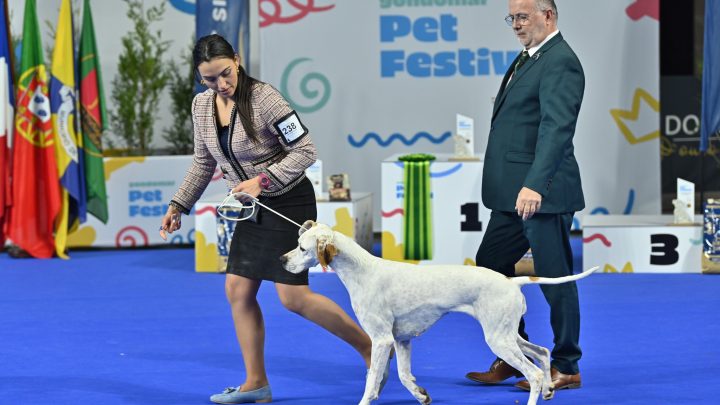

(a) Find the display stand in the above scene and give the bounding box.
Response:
[583,215,703,273]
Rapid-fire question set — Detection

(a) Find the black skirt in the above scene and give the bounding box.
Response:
[226,177,316,285]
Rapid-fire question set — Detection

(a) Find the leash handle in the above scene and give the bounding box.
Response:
[217,192,303,229]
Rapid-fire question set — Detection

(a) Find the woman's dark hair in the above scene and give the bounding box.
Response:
[193,34,259,142]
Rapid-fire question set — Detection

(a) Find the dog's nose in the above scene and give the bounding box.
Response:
[279,255,287,265]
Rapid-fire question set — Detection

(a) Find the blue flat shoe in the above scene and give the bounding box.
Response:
[210,385,272,404]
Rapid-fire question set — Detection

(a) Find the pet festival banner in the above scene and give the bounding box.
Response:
[259,0,660,231]
[66,156,228,248]
[258,0,661,243]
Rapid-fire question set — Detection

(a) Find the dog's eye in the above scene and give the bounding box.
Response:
[299,247,306,252]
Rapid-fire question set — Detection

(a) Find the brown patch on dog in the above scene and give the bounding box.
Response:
[317,239,338,269]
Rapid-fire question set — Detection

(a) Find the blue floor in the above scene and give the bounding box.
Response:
[1,240,719,404]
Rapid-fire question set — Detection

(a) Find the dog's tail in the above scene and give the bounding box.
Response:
[512,266,600,287]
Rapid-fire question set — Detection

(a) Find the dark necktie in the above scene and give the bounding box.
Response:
[514,50,530,75]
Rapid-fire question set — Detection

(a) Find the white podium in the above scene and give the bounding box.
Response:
[381,153,489,265]
[582,215,703,273]
[194,192,373,272]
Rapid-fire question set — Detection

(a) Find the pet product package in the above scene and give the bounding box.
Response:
[702,199,720,274]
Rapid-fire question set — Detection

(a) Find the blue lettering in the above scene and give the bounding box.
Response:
[380,48,517,78]
[406,52,432,77]
[476,48,490,75]
[381,50,406,77]
[414,17,439,42]
[128,189,163,202]
[439,14,458,41]
[380,15,411,42]
[129,204,167,217]
[433,52,456,77]
[492,50,518,76]
[458,49,475,76]
[381,14,457,43]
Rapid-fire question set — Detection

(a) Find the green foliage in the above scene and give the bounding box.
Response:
[109,0,170,155]
[162,41,195,155]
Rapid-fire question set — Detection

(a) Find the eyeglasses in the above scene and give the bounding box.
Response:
[505,9,548,26]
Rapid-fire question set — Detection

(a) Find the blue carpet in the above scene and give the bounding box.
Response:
[1,243,719,405]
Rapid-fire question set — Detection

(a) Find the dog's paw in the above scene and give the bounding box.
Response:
[417,387,432,404]
[542,386,555,400]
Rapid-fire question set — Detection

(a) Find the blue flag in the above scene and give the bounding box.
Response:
[701,0,720,152]
[51,0,86,258]
[195,0,249,92]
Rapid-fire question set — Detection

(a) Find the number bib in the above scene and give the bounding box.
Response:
[273,111,308,145]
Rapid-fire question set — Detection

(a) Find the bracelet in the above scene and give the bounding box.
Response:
[258,172,272,191]
[168,200,189,215]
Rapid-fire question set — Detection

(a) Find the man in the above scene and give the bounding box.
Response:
[465,0,586,392]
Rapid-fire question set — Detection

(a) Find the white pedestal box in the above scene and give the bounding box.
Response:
[583,215,703,274]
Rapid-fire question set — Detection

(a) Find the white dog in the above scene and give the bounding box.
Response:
[281,221,598,405]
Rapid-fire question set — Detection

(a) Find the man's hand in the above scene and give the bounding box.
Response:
[515,187,542,220]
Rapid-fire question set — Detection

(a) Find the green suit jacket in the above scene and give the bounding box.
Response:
[482,33,585,213]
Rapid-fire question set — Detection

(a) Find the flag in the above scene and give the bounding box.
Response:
[195,0,249,92]
[0,0,15,246]
[50,0,86,258]
[79,0,108,223]
[6,0,60,258]
[700,0,720,152]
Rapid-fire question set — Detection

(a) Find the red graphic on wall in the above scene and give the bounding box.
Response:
[260,0,335,28]
[381,208,404,218]
[195,206,217,216]
[116,226,149,247]
[583,233,612,247]
[626,0,659,21]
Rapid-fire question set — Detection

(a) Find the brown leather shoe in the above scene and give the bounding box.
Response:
[466,359,524,384]
[514,367,581,391]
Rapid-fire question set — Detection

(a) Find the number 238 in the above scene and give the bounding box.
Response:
[282,122,297,134]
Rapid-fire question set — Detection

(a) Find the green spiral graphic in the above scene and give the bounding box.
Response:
[280,57,331,113]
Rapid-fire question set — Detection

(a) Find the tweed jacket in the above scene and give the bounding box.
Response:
[171,83,317,214]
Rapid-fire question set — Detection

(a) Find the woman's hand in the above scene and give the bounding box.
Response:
[159,205,182,241]
[230,177,262,202]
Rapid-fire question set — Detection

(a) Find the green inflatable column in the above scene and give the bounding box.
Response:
[399,154,435,260]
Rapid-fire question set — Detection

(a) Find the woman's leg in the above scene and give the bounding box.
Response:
[225,274,269,390]
[275,283,372,368]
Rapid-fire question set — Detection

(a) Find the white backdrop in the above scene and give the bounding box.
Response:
[6,0,662,232]
[259,0,661,230]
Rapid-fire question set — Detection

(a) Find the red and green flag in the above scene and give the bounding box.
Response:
[6,0,60,258]
[79,0,108,223]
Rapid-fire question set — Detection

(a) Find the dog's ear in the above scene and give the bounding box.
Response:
[317,237,338,269]
[299,220,315,236]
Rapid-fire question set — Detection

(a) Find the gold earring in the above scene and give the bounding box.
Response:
[200,79,206,86]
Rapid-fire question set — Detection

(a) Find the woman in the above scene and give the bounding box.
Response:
[160,34,379,404]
